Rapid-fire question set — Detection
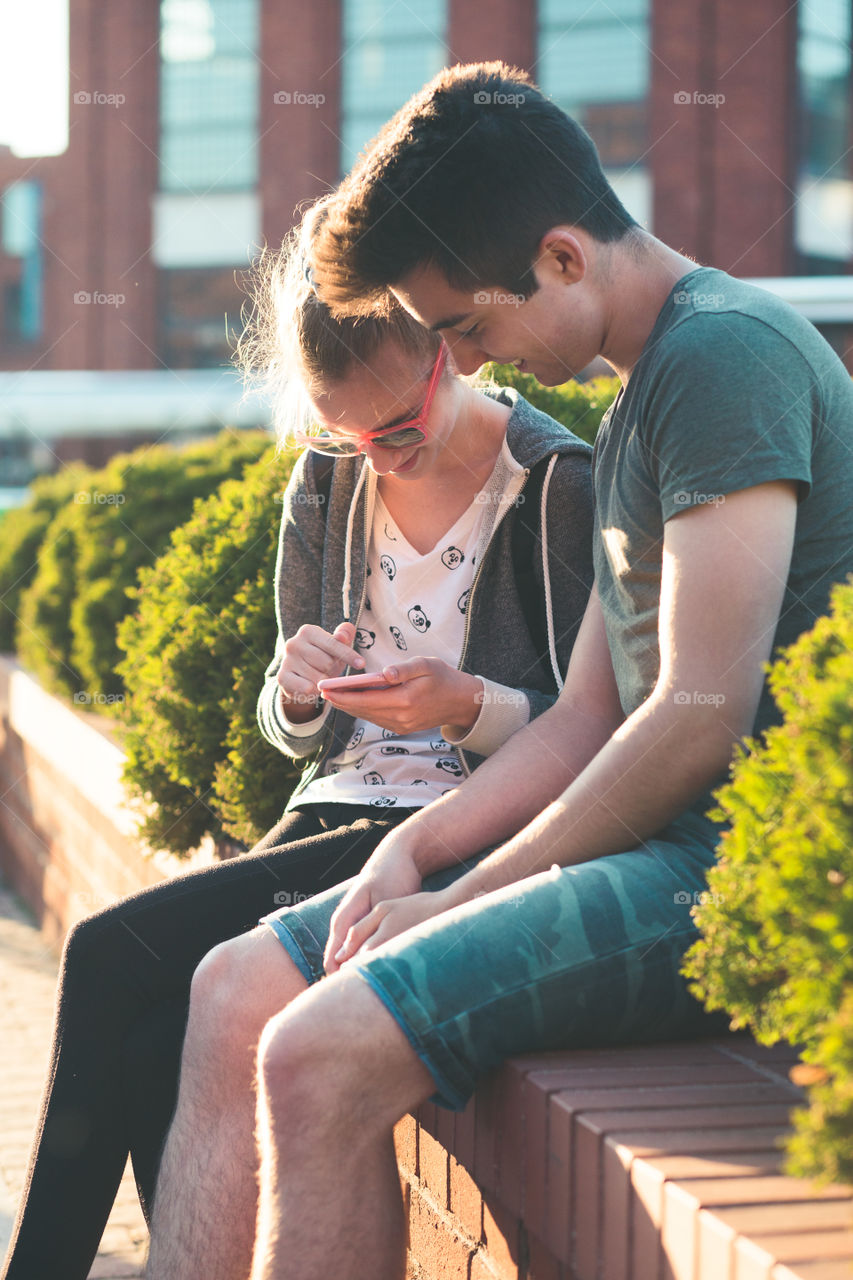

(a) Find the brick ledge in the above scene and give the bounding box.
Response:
[396,1036,853,1280]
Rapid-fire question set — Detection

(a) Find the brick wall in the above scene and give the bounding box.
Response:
[0,657,214,952]
[449,0,536,70]
[650,0,799,276]
[392,1041,853,1280]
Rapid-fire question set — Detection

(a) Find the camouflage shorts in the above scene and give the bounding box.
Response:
[261,807,730,1110]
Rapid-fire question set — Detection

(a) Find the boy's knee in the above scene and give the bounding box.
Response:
[257,972,377,1096]
[190,930,260,1018]
[256,973,417,1133]
[256,1005,329,1112]
[188,928,306,1048]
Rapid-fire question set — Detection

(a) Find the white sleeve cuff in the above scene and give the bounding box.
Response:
[441,677,530,757]
[273,690,332,738]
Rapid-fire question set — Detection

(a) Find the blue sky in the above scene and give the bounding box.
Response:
[0,0,69,157]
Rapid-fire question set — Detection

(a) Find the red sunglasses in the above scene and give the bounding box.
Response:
[296,342,448,456]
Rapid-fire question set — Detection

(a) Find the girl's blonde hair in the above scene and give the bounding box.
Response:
[236,196,441,447]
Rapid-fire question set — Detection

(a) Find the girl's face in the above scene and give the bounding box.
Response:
[305,340,455,478]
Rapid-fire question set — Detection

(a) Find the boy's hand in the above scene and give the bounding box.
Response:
[324,840,423,974]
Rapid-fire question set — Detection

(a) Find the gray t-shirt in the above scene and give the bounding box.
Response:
[592,266,853,814]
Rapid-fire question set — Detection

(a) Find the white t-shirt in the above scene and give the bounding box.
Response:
[296,488,485,810]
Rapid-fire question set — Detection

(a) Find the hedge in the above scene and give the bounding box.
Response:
[116,445,300,853]
[14,431,270,703]
[683,576,853,1185]
[0,464,92,653]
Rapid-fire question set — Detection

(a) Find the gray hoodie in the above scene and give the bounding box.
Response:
[257,387,594,807]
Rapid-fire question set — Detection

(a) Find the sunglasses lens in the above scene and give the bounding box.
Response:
[304,435,358,456]
[372,426,426,450]
[299,419,427,455]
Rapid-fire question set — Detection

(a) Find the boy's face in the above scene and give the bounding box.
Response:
[391,232,607,385]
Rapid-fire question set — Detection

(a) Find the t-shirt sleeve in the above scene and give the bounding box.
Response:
[642,312,815,522]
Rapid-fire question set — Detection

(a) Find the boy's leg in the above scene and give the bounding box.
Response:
[140,809,415,1280]
[252,968,435,1280]
[145,929,309,1280]
[250,811,729,1279]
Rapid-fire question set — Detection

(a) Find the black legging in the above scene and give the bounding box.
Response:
[1,803,415,1280]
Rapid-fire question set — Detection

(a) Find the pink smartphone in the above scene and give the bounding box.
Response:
[317,672,398,694]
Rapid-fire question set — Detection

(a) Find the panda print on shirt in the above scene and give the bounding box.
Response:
[298,487,487,810]
[408,604,431,633]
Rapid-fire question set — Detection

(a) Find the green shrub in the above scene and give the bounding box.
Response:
[0,465,92,653]
[484,364,619,444]
[116,445,301,854]
[15,498,82,696]
[15,431,270,702]
[682,575,853,1185]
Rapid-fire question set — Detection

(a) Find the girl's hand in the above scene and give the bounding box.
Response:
[317,656,483,735]
[277,621,363,722]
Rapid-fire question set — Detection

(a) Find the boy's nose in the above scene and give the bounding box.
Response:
[440,333,489,376]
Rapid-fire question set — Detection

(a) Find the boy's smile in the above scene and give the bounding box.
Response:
[391,230,607,386]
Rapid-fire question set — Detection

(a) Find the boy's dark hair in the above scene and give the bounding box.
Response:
[311,61,639,317]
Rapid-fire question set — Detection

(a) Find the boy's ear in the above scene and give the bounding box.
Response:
[532,227,588,286]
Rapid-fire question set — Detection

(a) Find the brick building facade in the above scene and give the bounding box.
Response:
[0,0,850,374]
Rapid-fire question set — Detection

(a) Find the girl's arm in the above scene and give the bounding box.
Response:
[257,452,340,759]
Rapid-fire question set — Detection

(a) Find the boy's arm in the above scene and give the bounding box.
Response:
[323,581,625,970]
[445,478,798,898]
[328,480,799,969]
[384,578,626,873]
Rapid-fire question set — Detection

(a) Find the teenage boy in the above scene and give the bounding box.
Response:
[145,62,853,1280]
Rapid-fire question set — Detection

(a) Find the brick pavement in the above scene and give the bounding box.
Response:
[0,875,147,1279]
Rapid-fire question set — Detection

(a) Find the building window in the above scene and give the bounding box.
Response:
[340,0,447,173]
[159,0,260,192]
[536,0,651,230]
[1,180,42,342]
[796,0,853,265]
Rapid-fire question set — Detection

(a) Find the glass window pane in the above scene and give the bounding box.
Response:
[796,0,853,261]
[1,181,42,340]
[159,0,259,192]
[537,0,651,226]
[340,0,447,172]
